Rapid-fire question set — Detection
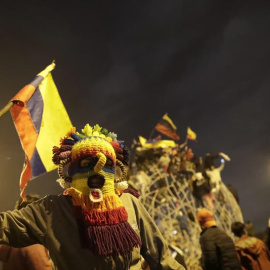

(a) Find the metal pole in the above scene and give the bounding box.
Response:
[0,101,14,118]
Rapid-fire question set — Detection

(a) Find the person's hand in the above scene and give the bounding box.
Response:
[219,152,231,161]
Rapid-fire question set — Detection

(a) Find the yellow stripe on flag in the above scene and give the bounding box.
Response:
[10,62,73,198]
[36,72,72,172]
[187,127,197,140]
[139,136,176,149]
[163,113,177,130]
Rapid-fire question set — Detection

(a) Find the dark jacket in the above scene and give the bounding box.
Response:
[199,226,241,270]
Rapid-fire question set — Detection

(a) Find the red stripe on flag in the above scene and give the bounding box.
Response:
[10,84,39,198]
[187,134,196,140]
[11,85,36,106]
[19,157,32,198]
[11,85,38,160]
[155,123,180,140]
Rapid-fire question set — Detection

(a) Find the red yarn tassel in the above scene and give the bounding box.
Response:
[123,189,140,198]
[87,222,142,256]
[82,207,128,226]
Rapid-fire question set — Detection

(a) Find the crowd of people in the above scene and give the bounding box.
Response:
[132,140,238,211]
[131,137,270,269]
[197,208,270,270]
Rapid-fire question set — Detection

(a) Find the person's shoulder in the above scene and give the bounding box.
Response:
[29,194,72,210]
[214,227,231,237]
[235,236,259,249]
[254,237,267,247]
[33,194,68,203]
[120,191,144,217]
[203,227,226,238]
[214,228,235,244]
[200,227,213,237]
[120,191,140,204]
[205,226,218,232]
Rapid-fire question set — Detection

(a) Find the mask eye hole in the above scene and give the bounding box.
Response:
[80,157,93,168]
[105,158,114,168]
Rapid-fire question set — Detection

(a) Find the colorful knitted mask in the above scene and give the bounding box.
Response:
[52,124,141,256]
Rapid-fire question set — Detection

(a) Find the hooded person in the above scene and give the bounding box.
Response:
[231,221,270,270]
[0,123,183,270]
[197,208,240,270]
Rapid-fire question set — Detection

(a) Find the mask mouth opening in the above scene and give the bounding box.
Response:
[87,174,105,189]
[89,188,103,202]
[87,174,105,202]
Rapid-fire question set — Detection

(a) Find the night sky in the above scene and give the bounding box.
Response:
[0,1,270,232]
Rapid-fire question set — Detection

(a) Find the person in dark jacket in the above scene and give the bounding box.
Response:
[231,221,270,270]
[197,208,241,270]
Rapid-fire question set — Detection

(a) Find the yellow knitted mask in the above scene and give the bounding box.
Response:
[68,136,116,203]
[52,124,141,256]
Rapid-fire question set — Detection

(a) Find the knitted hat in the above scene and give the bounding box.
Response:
[197,208,216,228]
[53,124,129,190]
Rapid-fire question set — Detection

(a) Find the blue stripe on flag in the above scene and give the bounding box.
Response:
[30,149,47,178]
[27,87,44,133]
[29,76,44,88]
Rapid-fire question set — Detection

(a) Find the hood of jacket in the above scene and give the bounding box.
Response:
[235,236,262,256]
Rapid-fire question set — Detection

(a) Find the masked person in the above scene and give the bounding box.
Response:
[0,124,183,270]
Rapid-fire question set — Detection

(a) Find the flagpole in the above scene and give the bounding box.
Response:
[0,61,56,120]
[148,127,156,141]
[184,135,188,147]
[0,101,15,119]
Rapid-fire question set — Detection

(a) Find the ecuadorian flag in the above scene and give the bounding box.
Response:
[155,113,180,141]
[187,126,197,141]
[10,62,72,197]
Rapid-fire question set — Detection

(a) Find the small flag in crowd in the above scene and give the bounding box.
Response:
[187,126,197,141]
[10,62,73,197]
[155,113,180,141]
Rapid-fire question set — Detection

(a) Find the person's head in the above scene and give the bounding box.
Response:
[52,124,141,256]
[14,194,41,210]
[162,149,169,156]
[197,208,216,228]
[231,222,246,237]
[53,124,130,203]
